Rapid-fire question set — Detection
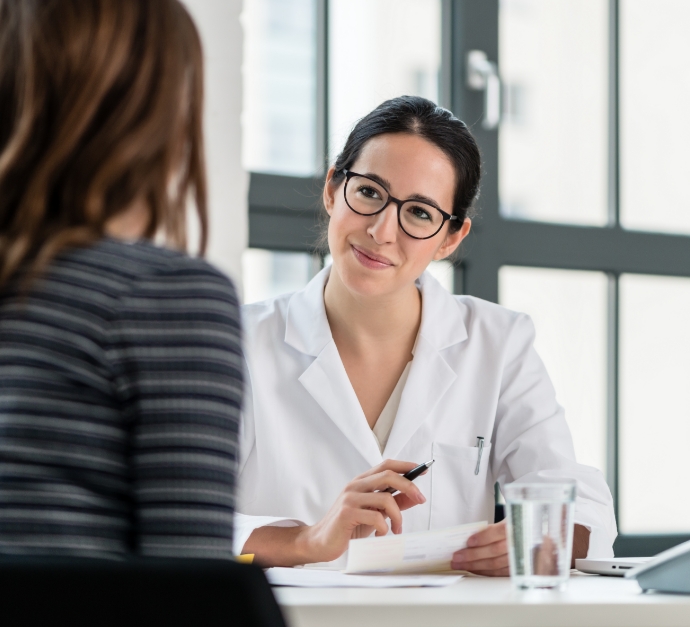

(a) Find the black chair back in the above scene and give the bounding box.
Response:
[0,558,288,627]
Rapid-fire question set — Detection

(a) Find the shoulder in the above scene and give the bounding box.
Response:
[242,267,331,359]
[241,292,292,339]
[454,294,530,328]
[68,238,237,300]
[53,239,240,331]
[453,294,536,354]
[104,239,234,288]
[419,270,534,351]
[419,270,533,347]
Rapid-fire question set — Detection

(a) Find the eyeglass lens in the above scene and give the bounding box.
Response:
[345,175,446,239]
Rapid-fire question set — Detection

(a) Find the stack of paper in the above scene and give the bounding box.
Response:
[266,521,487,588]
[345,520,487,574]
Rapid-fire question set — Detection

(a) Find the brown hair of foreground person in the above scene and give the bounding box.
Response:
[0,0,207,288]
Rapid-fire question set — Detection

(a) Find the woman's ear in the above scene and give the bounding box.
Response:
[433,218,471,261]
[322,166,338,217]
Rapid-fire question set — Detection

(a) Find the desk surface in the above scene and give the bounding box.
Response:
[275,573,690,627]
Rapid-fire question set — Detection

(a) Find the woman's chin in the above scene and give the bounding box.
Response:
[335,260,401,298]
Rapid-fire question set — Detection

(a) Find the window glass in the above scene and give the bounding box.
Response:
[499,267,608,473]
[620,0,690,235]
[619,274,690,533]
[242,0,317,175]
[242,249,321,304]
[328,0,441,160]
[499,0,608,226]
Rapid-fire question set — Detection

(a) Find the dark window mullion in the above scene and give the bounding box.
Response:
[607,273,620,524]
[608,0,620,228]
[441,0,458,295]
[451,0,500,303]
[607,0,621,540]
[440,0,454,111]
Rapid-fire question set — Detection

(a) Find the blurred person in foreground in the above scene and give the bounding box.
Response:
[0,0,242,558]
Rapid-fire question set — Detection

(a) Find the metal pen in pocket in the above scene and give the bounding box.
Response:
[474,436,484,475]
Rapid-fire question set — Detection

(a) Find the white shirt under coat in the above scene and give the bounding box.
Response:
[235,268,617,557]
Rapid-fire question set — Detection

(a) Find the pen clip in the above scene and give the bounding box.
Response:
[474,436,484,476]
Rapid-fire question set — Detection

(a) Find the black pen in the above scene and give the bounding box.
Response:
[383,459,435,494]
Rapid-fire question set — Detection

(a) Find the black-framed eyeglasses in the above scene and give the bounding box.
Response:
[342,170,458,240]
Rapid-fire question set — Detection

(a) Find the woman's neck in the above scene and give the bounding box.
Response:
[105,199,149,241]
[323,265,422,356]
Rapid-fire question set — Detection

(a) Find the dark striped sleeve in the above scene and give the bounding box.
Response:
[107,261,243,558]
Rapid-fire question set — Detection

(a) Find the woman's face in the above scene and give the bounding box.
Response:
[323,133,471,299]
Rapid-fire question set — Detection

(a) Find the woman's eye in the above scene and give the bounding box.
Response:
[359,186,381,200]
[409,206,432,221]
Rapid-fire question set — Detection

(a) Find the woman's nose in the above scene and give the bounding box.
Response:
[366,202,398,243]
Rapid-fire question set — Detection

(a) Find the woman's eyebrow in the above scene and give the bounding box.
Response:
[362,172,393,190]
[363,172,442,211]
[406,193,442,211]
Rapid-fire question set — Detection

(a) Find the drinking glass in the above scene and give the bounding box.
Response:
[504,481,576,589]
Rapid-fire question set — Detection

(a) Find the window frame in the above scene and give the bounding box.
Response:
[246,0,690,556]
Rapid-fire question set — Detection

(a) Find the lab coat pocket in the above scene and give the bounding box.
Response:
[430,441,494,530]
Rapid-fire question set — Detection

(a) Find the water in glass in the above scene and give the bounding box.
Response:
[505,482,576,589]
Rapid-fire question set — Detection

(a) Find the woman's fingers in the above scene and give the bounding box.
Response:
[354,459,418,481]
[354,508,389,537]
[452,522,509,575]
[303,459,427,563]
[302,461,426,564]
[346,491,404,534]
[452,538,508,564]
[451,551,509,573]
[393,492,419,512]
[466,520,506,548]
[350,469,426,504]
[452,525,509,574]
[349,460,429,508]
[452,522,508,574]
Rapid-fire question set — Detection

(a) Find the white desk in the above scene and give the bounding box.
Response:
[275,573,690,627]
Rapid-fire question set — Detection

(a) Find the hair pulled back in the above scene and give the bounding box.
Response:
[330,95,481,233]
[0,0,207,288]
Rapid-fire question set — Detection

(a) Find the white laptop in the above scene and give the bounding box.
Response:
[575,557,651,577]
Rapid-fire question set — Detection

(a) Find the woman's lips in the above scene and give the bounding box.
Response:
[351,245,394,270]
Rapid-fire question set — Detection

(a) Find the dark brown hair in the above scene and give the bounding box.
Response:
[329,95,481,233]
[0,0,207,287]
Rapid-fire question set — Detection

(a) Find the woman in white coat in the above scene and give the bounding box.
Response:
[237,96,616,574]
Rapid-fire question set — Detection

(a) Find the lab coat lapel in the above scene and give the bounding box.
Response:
[382,335,456,459]
[286,267,383,468]
[383,272,468,459]
[299,342,384,468]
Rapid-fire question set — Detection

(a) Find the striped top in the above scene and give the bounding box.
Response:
[0,239,242,559]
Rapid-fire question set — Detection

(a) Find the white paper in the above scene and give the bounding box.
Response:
[345,520,488,574]
[265,567,464,588]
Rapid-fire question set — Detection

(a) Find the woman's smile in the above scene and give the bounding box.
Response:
[351,244,395,270]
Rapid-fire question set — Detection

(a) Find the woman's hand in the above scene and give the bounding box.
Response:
[451,520,509,576]
[297,459,427,563]
[451,522,591,576]
[244,459,427,567]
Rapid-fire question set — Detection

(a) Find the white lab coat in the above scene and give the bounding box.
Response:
[235,268,617,557]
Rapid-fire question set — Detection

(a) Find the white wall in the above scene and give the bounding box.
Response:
[182,0,247,287]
